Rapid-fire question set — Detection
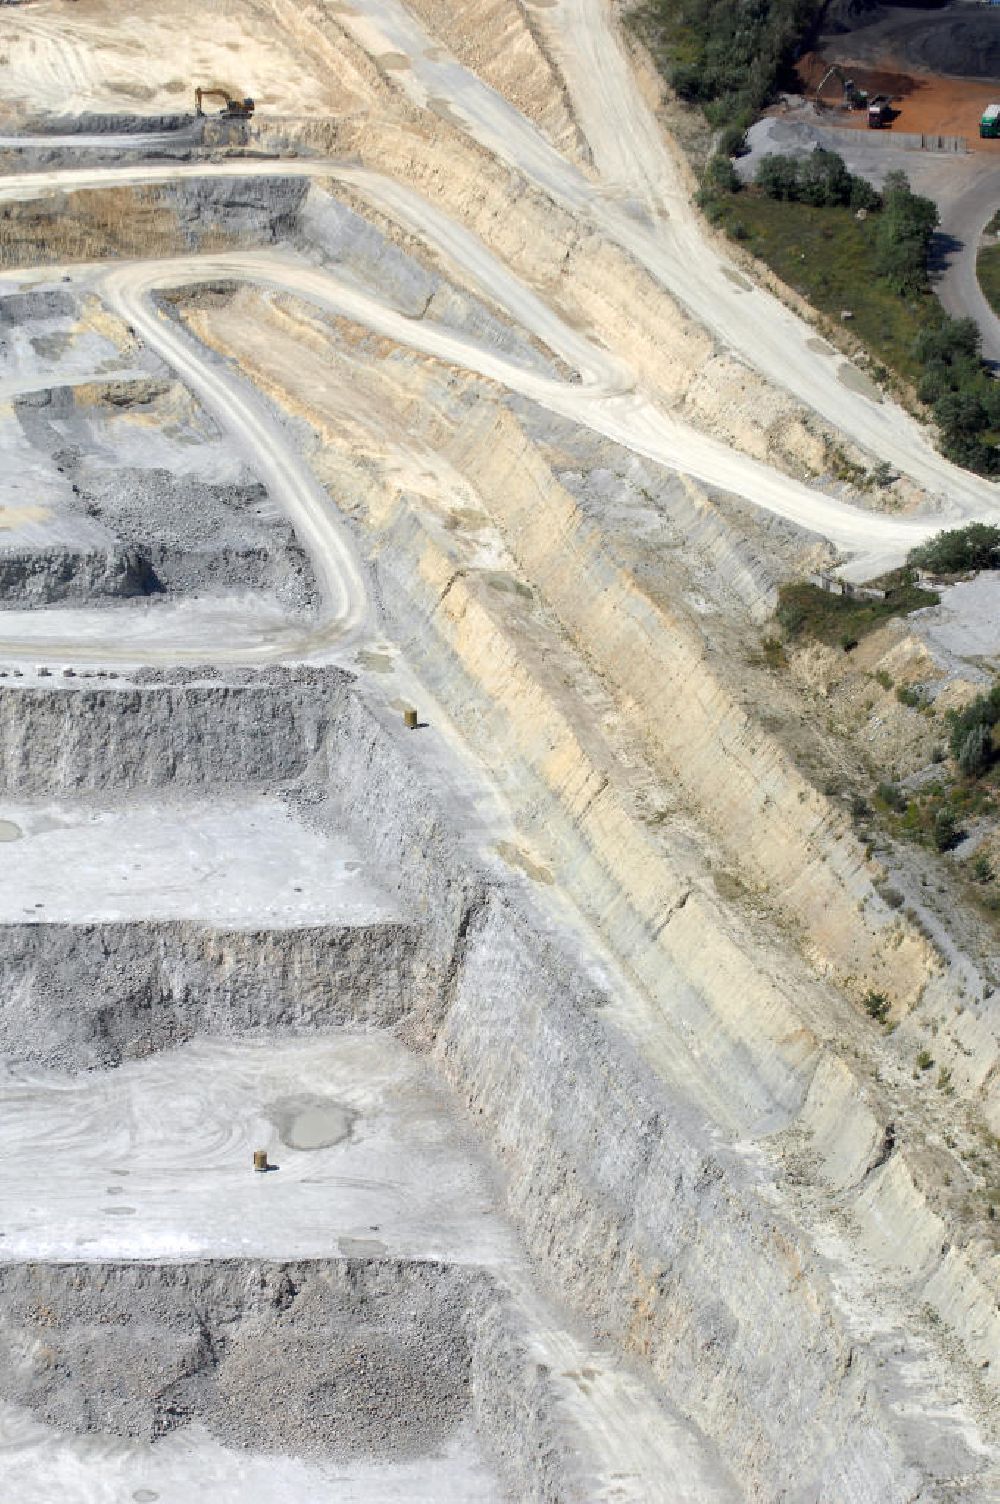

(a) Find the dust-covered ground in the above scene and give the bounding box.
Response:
[0,2,995,1501]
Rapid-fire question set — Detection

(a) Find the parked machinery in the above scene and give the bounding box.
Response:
[194,87,255,120]
[867,95,892,129]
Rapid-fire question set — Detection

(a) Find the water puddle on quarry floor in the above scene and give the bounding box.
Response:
[267,1095,358,1150]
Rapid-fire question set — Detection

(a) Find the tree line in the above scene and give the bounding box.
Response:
[635,0,825,151]
[737,151,1000,474]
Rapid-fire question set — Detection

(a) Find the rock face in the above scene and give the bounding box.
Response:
[0,18,996,1493]
[0,175,308,268]
[0,546,156,605]
[0,1256,579,1498]
[0,920,425,1071]
[0,674,337,794]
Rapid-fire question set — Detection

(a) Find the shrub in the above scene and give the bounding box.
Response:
[958,723,993,779]
[705,153,741,194]
[760,635,786,668]
[896,684,924,709]
[916,1048,935,1072]
[774,579,938,648]
[775,592,808,636]
[717,122,750,158]
[863,989,890,1023]
[972,852,995,884]
[933,806,960,851]
[948,685,1000,773]
[877,781,907,813]
[869,460,896,489]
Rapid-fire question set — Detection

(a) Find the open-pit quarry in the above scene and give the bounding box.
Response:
[0,1,996,1500]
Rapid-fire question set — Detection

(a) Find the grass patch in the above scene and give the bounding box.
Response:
[776,572,938,648]
[978,240,1000,321]
[711,191,937,385]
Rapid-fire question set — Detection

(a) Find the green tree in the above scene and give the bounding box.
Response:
[849,175,880,211]
[874,172,939,296]
[799,148,852,207]
[755,152,801,201]
[958,724,993,779]
[914,317,981,370]
[909,523,1000,574]
[638,0,825,129]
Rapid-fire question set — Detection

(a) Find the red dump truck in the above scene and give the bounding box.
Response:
[868,96,892,129]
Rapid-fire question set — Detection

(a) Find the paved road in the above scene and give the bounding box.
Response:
[933,163,1000,365]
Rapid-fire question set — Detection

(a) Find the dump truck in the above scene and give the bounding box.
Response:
[868,96,891,129]
[194,88,255,120]
[981,104,1000,139]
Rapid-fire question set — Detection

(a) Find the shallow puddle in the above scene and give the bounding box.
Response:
[356,649,393,673]
[268,1095,357,1151]
[837,362,883,402]
[720,266,752,292]
[339,1236,387,1257]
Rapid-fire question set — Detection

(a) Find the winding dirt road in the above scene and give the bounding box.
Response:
[1,0,998,666]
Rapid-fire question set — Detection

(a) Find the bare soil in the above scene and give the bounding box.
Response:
[795,49,1000,151]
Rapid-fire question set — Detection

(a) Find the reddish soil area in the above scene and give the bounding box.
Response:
[796,50,1000,151]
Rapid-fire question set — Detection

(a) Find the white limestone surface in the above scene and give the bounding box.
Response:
[0,797,398,927]
[0,1035,517,1265]
[0,1411,503,1504]
[913,572,1000,660]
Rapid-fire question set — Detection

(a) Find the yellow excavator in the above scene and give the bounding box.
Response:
[194,87,255,120]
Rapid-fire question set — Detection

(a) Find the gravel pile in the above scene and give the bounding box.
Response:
[822,3,1000,81]
[0,1259,483,1459]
